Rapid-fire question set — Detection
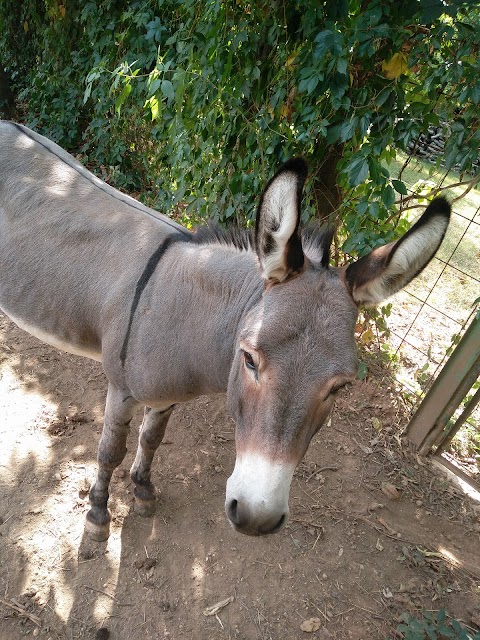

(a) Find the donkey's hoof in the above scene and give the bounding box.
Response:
[85,515,110,541]
[134,497,157,517]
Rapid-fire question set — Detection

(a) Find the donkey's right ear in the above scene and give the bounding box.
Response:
[255,158,307,284]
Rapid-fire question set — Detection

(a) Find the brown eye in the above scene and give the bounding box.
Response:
[243,350,256,372]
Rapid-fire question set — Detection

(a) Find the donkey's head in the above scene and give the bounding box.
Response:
[225,158,450,536]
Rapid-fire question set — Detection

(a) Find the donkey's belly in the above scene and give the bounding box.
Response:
[1,306,102,362]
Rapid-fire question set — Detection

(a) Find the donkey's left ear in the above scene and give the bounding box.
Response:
[255,158,307,284]
[346,197,451,306]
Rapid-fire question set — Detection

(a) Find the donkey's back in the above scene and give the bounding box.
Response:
[0,120,187,362]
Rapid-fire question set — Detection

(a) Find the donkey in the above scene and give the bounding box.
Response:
[0,121,450,540]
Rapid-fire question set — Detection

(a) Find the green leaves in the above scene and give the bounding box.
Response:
[144,95,160,120]
[396,608,480,640]
[145,17,166,43]
[298,67,322,95]
[392,179,408,195]
[148,77,161,96]
[345,156,369,187]
[314,29,344,58]
[326,118,359,145]
[4,0,478,236]
[161,79,174,101]
[115,81,131,115]
[357,361,368,380]
[382,185,395,208]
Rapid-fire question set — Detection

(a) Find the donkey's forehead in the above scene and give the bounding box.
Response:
[266,269,356,325]
[242,268,358,351]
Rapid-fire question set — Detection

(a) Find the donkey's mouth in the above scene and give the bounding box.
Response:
[261,513,287,535]
[240,517,287,537]
[227,500,287,536]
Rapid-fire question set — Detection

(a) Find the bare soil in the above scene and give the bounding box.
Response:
[1,311,479,640]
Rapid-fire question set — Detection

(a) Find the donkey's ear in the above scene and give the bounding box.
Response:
[345,197,451,306]
[255,158,307,284]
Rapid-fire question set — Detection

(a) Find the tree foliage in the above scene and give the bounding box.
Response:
[0,0,478,257]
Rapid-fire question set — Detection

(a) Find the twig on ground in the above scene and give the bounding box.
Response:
[82,585,117,601]
[0,597,41,626]
[307,598,329,622]
[305,466,339,482]
[291,518,325,530]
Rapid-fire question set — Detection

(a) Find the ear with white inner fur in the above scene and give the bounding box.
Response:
[255,158,307,284]
[346,197,451,306]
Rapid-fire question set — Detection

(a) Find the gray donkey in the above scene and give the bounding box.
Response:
[0,121,450,540]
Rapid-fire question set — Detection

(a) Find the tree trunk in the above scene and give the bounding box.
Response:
[311,144,343,225]
[0,67,16,119]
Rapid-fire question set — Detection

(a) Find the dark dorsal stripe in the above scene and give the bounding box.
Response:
[120,235,183,365]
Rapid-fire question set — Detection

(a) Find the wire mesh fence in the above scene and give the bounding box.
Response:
[388,198,480,481]
[391,202,479,384]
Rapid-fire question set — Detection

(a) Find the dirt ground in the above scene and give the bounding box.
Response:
[1,310,479,640]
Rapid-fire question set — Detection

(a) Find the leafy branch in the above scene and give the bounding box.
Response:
[393,172,480,210]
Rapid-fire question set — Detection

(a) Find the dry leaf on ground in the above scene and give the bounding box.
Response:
[203,596,233,617]
[381,482,401,500]
[300,617,322,632]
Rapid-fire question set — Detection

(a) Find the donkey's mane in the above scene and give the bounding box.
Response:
[190,223,254,252]
[189,222,333,267]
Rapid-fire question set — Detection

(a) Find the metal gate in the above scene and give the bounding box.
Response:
[406,312,480,489]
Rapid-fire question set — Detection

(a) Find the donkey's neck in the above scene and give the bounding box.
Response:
[130,240,263,400]
[177,242,263,382]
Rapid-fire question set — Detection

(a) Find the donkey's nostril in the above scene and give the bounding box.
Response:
[227,499,239,525]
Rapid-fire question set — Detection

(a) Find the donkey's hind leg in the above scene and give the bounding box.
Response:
[130,405,175,516]
[86,384,140,541]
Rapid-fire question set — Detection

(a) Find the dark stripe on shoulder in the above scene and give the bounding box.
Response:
[120,235,183,365]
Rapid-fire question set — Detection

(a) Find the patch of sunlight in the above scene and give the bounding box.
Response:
[16,477,122,625]
[431,458,480,504]
[90,527,124,624]
[0,361,122,626]
[45,158,77,197]
[0,363,55,470]
[0,340,123,630]
[15,133,35,149]
[437,546,461,566]
[191,557,206,602]
[91,541,118,625]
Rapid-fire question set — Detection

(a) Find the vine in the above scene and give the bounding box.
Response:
[0,0,478,258]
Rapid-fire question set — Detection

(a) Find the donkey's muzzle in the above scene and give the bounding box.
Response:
[225,452,294,536]
[226,498,287,536]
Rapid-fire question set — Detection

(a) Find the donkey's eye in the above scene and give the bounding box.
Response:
[243,351,257,372]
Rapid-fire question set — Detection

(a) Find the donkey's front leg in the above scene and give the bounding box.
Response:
[130,405,175,516]
[86,384,140,541]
